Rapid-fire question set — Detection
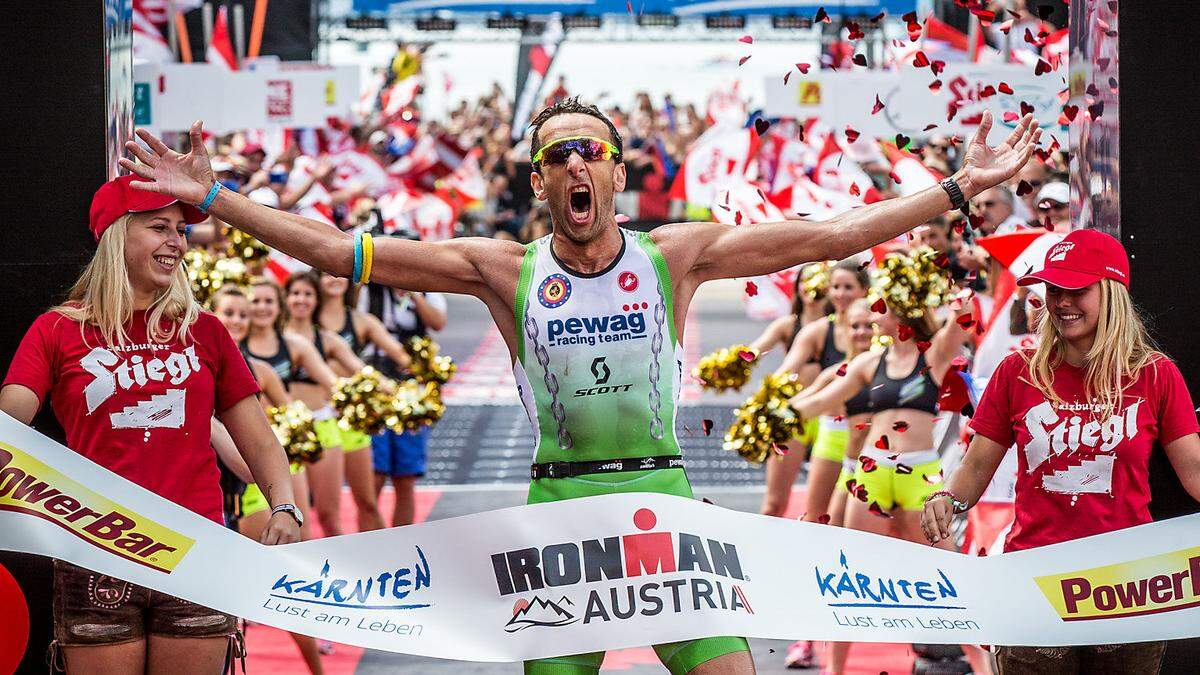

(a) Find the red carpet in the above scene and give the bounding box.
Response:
[242,487,442,674]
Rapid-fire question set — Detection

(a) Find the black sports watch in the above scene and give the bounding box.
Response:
[939,176,969,218]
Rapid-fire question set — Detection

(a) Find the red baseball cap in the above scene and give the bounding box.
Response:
[241,142,265,157]
[1017,228,1129,289]
[88,174,206,242]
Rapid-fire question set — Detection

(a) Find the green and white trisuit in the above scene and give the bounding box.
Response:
[513,228,749,675]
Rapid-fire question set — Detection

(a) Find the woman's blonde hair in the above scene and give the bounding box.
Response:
[53,215,199,347]
[1025,279,1161,419]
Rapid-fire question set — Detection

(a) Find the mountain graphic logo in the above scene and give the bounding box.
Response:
[504,595,579,632]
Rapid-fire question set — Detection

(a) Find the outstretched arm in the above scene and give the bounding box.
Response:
[120,123,519,296]
[660,112,1040,285]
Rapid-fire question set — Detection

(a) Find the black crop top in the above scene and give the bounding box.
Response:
[336,309,364,355]
[845,382,873,417]
[291,329,325,385]
[241,330,298,386]
[818,316,846,370]
[867,348,940,416]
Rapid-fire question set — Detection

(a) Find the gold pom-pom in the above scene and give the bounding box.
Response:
[722,373,804,464]
[693,344,759,391]
[224,226,271,264]
[406,336,457,385]
[800,261,833,301]
[185,249,250,307]
[392,379,446,431]
[267,401,323,464]
[332,368,447,435]
[333,367,402,435]
[870,246,954,319]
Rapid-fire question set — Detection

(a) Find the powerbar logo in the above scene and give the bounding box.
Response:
[546,311,646,347]
[1035,547,1200,621]
[0,444,194,573]
[491,508,752,631]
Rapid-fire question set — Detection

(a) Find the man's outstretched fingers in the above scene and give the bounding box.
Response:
[1002,114,1031,149]
[970,109,992,147]
[117,157,155,180]
[124,140,158,167]
[189,120,209,156]
[135,127,172,156]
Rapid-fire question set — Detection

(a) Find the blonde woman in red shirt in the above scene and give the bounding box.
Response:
[924,229,1200,674]
[0,176,300,674]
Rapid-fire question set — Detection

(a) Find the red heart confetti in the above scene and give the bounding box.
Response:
[859,455,878,472]
[734,210,743,225]
[998,82,1014,95]
[744,280,758,296]
[895,463,913,475]
[849,183,861,197]
[796,62,811,73]
[895,133,910,148]
[871,298,887,313]
[868,502,893,518]
[1020,101,1035,117]
[836,363,848,377]
[818,513,832,524]
[897,324,914,341]
[912,51,930,68]
[956,314,976,330]
[1002,111,1019,123]
[916,340,931,353]
[928,79,943,93]
[814,7,829,23]
[853,54,868,67]
[924,471,944,485]
[845,125,860,142]
[892,421,909,432]
[875,435,890,450]
[702,419,714,436]
[923,123,938,131]
[773,443,788,456]
[1029,296,1044,309]
[847,22,864,40]
[1017,179,1034,196]
[738,55,751,66]
[931,60,946,76]
[853,484,869,501]
[738,350,756,362]
[1034,58,1052,76]
[854,422,870,430]
[870,11,885,23]
[739,35,753,44]
[979,85,996,98]
[754,118,770,136]
[784,71,791,85]
[888,170,902,185]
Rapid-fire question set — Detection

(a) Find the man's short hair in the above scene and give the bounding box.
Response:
[528,96,624,167]
[988,185,1014,206]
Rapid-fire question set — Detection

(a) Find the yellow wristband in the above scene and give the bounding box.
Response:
[359,233,374,284]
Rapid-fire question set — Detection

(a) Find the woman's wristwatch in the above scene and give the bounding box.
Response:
[926,489,970,514]
[271,503,304,527]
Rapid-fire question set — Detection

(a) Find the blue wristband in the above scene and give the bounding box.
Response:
[352,232,364,283]
[198,182,222,213]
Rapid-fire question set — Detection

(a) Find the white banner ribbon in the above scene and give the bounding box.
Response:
[1,412,1198,662]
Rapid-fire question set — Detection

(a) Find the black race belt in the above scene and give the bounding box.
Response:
[530,455,685,480]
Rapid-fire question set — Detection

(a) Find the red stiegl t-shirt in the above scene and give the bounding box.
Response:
[3,310,259,524]
[970,351,1199,552]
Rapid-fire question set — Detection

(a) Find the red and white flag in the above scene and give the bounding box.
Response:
[881,142,943,197]
[668,125,760,208]
[206,6,237,71]
[813,133,880,203]
[377,188,457,242]
[132,5,174,63]
[511,16,563,141]
[971,231,1063,384]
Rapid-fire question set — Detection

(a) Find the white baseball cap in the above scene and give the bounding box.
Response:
[1036,181,1069,205]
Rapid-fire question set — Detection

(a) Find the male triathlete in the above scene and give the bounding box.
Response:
[123,98,1040,674]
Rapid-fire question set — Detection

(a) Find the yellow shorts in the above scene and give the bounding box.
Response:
[792,416,820,446]
[851,448,943,512]
[811,416,849,463]
[835,455,858,494]
[241,463,303,517]
[314,418,372,452]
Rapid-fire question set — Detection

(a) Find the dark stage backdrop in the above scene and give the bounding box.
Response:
[0,0,118,669]
[1118,1,1200,672]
